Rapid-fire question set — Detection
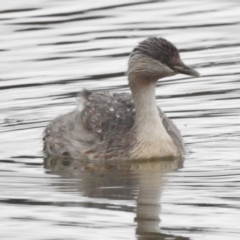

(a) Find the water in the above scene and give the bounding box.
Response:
[1,0,240,239]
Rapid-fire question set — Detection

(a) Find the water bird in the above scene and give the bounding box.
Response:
[43,37,200,160]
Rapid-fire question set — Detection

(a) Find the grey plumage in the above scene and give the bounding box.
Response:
[43,90,135,159]
[43,89,184,159]
[132,37,181,70]
[43,37,200,160]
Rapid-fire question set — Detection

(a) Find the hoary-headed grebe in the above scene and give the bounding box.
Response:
[43,37,200,160]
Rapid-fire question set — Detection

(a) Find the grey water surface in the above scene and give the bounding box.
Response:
[1,0,240,239]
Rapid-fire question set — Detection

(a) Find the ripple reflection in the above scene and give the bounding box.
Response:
[44,157,186,239]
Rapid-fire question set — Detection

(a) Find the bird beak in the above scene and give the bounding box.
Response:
[173,64,200,77]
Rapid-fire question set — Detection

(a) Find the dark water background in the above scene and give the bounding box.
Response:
[1,0,240,239]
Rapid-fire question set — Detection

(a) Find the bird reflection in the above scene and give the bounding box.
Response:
[44,157,189,240]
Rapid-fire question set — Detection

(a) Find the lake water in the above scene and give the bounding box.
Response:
[1,0,240,239]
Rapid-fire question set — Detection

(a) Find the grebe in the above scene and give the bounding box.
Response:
[43,37,200,160]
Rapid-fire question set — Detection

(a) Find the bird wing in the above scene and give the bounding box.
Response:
[43,89,135,159]
[79,89,135,141]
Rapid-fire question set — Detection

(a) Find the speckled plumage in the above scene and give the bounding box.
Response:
[44,90,130,159]
[43,37,200,160]
[43,89,184,159]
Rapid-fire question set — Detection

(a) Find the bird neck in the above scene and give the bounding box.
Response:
[130,78,159,125]
[128,75,177,159]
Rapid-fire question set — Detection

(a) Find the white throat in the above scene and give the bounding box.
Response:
[129,78,179,159]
